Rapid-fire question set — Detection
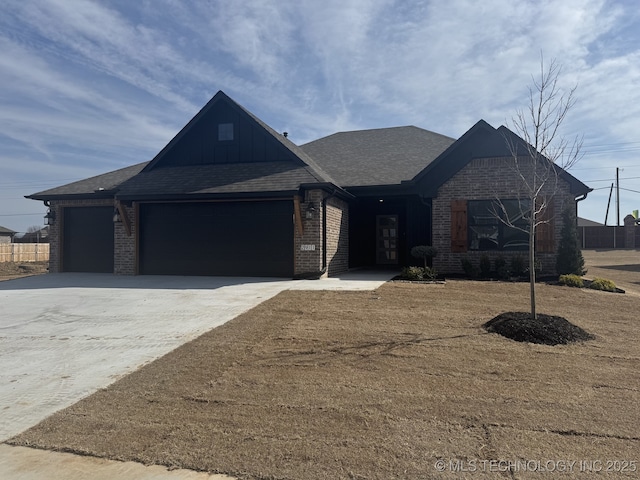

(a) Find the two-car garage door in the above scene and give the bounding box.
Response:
[62,201,294,277]
[139,201,294,277]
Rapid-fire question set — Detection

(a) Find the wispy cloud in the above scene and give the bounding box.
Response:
[1,0,639,230]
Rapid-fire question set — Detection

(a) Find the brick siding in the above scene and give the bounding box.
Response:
[293,190,349,277]
[326,196,349,276]
[432,157,574,275]
[294,190,324,276]
[114,204,136,275]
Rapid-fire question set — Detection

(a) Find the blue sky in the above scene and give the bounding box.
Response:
[1,0,639,233]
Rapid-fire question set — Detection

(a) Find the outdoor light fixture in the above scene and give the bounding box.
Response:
[305,202,317,219]
[44,208,56,225]
[113,207,122,223]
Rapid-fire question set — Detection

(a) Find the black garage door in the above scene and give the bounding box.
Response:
[139,201,293,277]
[63,206,114,273]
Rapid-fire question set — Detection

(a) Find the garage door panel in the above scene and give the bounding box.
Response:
[140,202,293,277]
[63,207,114,273]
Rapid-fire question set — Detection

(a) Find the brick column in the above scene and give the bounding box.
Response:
[294,190,324,277]
[114,204,137,275]
[624,214,636,248]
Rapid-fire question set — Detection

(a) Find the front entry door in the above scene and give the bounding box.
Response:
[376,215,398,264]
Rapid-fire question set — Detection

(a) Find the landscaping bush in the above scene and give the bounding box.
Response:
[479,255,492,278]
[556,207,587,276]
[588,277,617,292]
[510,255,526,277]
[461,257,478,278]
[401,266,424,280]
[422,266,438,280]
[400,266,438,281]
[494,256,509,280]
[559,274,584,288]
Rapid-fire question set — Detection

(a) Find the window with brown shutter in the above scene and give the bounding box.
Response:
[535,200,554,253]
[463,199,532,251]
[451,200,468,252]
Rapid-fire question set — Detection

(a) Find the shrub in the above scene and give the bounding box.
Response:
[494,255,509,280]
[510,255,526,277]
[410,245,438,268]
[479,255,492,278]
[556,207,587,276]
[588,277,617,292]
[401,266,424,280]
[461,257,478,278]
[559,274,584,288]
[422,266,438,280]
[400,266,438,281]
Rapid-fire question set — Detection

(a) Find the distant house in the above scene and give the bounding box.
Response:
[15,226,49,243]
[578,217,603,227]
[27,91,591,277]
[0,226,16,244]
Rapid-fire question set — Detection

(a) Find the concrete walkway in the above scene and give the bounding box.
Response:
[0,270,395,479]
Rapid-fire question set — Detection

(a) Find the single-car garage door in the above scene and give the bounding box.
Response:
[63,206,114,273]
[139,201,293,277]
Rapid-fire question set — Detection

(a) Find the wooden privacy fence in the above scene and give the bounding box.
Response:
[579,220,639,249]
[579,226,626,249]
[0,244,50,262]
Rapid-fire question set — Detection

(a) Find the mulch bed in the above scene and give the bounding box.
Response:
[483,312,596,345]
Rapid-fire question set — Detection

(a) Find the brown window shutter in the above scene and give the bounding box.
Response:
[451,200,468,253]
[535,199,554,253]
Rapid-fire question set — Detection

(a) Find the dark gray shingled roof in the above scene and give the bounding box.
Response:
[27,91,346,202]
[115,162,327,200]
[27,162,149,200]
[300,126,456,187]
[0,225,16,235]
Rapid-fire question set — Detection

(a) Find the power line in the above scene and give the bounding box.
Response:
[581,175,640,183]
[0,213,44,217]
[572,163,640,171]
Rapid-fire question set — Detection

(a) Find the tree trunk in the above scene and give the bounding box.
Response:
[529,213,537,319]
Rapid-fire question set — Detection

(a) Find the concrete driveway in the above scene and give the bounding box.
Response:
[0,270,395,444]
[0,270,395,479]
[0,273,301,443]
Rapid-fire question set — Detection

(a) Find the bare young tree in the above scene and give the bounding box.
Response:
[496,57,582,319]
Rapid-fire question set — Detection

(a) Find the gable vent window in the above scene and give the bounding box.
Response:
[218,123,234,141]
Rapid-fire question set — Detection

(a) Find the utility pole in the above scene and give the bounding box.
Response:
[616,167,620,227]
[605,182,614,226]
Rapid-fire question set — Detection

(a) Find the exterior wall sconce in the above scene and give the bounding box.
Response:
[305,202,317,219]
[44,208,56,225]
[113,207,122,223]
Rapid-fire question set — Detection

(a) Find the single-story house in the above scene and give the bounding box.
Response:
[28,91,591,277]
[0,225,17,244]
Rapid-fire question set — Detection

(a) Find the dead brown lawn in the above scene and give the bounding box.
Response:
[9,255,640,479]
[0,261,48,281]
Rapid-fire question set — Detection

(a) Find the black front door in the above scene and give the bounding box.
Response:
[376,215,398,265]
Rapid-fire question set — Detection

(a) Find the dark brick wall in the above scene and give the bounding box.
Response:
[326,196,349,276]
[432,157,573,275]
[294,190,324,276]
[293,190,349,277]
[114,204,136,275]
